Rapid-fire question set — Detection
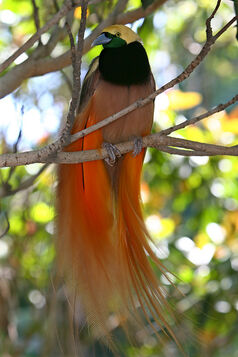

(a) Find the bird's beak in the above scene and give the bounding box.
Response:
[91,33,112,47]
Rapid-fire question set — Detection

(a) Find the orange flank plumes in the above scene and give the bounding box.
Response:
[57,24,179,349]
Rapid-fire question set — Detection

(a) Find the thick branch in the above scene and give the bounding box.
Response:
[1,134,238,167]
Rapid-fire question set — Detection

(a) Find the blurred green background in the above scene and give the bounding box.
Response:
[0,0,238,356]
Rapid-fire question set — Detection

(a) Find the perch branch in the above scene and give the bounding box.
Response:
[0,1,237,169]
[0,87,238,167]
[1,134,238,168]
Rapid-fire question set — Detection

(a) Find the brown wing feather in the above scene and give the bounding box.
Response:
[76,56,100,114]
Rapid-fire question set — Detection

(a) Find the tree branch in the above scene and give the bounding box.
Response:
[31,0,41,40]
[69,15,237,145]
[0,93,237,167]
[0,164,49,198]
[0,0,164,98]
[0,0,83,73]
[1,132,238,168]
[159,94,238,136]
[0,212,10,239]
[0,1,237,169]
[59,0,89,145]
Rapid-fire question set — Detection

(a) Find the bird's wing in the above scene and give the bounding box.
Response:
[77,56,100,114]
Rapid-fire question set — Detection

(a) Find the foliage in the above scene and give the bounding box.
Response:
[0,0,238,356]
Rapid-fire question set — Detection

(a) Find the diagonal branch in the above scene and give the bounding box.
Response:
[0,164,49,198]
[159,94,238,136]
[70,15,238,145]
[0,212,10,239]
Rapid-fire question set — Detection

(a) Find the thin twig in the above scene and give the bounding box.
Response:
[0,212,10,239]
[58,0,89,149]
[159,94,238,136]
[206,0,221,39]
[31,0,42,45]
[0,164,49,198]
[0,0,82,73]
[156,146,208,156]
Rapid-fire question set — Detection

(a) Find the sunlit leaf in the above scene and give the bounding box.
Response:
[146,214,175,240]
[194,232,209,249]
[9,215,25,234]
[179,125,206,142]
[167,89,202,110]
[178,265,194,282]
[30,202,54,223]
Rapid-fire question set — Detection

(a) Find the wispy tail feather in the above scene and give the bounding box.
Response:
[57,123,178,347]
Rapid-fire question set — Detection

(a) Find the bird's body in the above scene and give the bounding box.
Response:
[57,25,176,346]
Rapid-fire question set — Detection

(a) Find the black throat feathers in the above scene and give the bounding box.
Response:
[99,41,151,86]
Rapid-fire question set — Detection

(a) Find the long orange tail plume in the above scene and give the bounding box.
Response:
[56,23,183,352]
[57,103,178,348]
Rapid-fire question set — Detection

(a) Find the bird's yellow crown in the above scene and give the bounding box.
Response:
[102,24,141,44]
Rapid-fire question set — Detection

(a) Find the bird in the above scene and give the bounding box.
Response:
[56,24,177,348]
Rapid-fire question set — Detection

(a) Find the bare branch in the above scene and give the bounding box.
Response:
[31,0,41,40]
[155,147,208,156]
[0,0,83,73]
[206,0,221,39]
[0,213,10,239]
[58,0,89,146]
[0,1,237,169]
[0,0,161,98]
[1,127,238,167]
[159,94,238,136]
[0,164,49,198]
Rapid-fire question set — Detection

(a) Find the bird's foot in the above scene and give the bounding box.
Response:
[132,136,143,157]
[103,142,121,166]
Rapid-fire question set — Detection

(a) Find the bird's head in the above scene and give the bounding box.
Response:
[91,25,141,49]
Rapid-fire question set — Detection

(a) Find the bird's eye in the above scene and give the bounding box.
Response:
[115,32,121,37]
